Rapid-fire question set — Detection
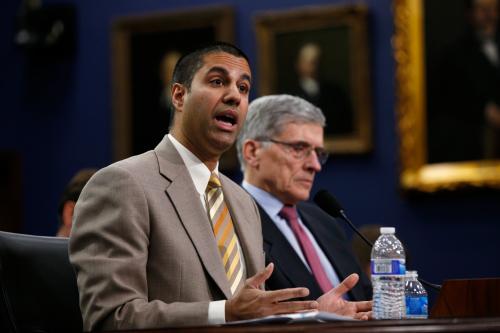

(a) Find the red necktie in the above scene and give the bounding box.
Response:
[279,205,333,293]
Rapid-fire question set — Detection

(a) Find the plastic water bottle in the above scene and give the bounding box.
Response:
[371,227,406,319]
[405,271,428,319]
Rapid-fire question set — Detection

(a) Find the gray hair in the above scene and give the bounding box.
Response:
[236,94,326,172]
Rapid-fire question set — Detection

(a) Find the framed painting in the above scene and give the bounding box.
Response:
[111,6,239,170]
[255,4,372,154]
[393,0,500,192]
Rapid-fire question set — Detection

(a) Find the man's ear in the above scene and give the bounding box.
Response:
[171,83,186,110]
[62,201,76,228]
[242,140,261,168]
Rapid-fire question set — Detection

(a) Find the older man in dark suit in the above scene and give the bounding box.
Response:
[237,94,372,302]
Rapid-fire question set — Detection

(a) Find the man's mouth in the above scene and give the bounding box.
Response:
[215,110,238,128]
[216,114,236,125]
[297,178,314,185]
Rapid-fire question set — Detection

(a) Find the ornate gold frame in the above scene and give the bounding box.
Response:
[393,0,500,192]
[255,4,372,154]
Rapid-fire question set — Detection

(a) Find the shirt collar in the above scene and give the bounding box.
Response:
[242,181,285,219]
[168,133,218,195]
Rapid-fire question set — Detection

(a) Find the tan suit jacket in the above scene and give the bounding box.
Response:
[69,136,264,331]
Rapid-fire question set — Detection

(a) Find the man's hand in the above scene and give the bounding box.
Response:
[225,263,319,321]
[317,273,372,320]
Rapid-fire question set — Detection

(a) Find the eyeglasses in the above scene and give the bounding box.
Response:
[259,138,329,165]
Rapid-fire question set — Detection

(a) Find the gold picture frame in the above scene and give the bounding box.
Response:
[393,0,500,192]
[111,6,234,163]
[255,4,372,154]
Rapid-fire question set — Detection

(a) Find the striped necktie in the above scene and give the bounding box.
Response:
[205,172,245,295]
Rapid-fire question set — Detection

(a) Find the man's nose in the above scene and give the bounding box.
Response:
[305,150,322,172]
[223,84,241,106]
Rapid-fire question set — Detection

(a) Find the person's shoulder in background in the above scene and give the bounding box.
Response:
[56,168,97,237]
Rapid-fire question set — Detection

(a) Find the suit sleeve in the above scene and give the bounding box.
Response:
[69,166,210,331]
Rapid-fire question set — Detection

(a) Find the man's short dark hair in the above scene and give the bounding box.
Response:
[171,41,249,91]
[57,169,96,221]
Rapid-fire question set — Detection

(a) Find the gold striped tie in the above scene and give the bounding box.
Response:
[205,173,245,295]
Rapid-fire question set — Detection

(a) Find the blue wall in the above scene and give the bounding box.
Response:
[1,0,499,300]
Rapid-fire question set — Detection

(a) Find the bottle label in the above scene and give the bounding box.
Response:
[406,296,428,317]
[371,259,406,275]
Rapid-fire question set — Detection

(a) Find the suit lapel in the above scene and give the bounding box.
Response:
[155,136,232,299]
[259,205,323,296]
[298,203,363,300]
[298,205,347,276]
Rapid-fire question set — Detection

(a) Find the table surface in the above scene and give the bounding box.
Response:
[111,317,500,333]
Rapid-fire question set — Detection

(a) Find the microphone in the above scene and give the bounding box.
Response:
[313,189,441,291]
[314,189,374,248]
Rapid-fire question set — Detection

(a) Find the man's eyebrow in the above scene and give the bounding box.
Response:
[207,66,229,77]
[207,66,252,84]
[288,140,323,148]
[292,140,312,146]
[241,73,252,84]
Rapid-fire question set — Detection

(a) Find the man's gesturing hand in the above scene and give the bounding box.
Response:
[225,263,319,322]
[317,273,373,320]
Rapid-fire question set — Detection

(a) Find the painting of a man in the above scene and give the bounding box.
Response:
[255,5,371,154]
[427,0,500,163]
[286,42,354,136]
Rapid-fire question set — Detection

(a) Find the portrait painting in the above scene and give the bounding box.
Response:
[394,0,500,192]
[255,4,372,154]
[112,6,239,170]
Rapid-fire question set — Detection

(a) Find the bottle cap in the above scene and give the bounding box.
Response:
[380,227,395,234]
[406,270,418,278]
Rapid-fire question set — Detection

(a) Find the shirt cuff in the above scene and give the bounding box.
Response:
[208,300,226,324]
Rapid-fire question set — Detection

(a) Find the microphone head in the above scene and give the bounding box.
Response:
[313,189,344,217]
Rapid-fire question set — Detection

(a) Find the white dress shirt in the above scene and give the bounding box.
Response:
[169,133,244,324]
[481,37,499,67]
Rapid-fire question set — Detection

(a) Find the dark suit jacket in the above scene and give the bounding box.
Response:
[260,202,372,301]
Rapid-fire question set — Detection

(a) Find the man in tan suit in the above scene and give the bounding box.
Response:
[69,42,370,331]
